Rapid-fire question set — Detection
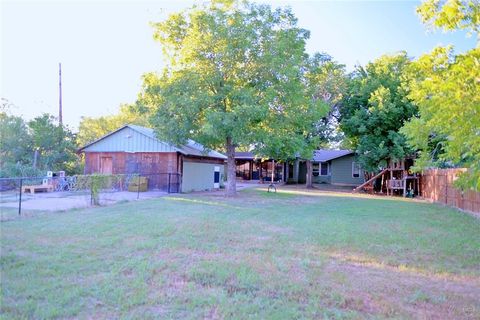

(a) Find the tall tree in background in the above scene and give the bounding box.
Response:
[306,53,348,147]
[303,54,347,187]
[139,0,323,195]
[0,110,80,176]
[339,52,417,172]
[0,112,34,177]
[401,0,480,190]
[28,114,79,174]
[249,54,341,188]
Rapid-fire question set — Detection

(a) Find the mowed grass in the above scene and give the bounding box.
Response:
[1,187,479,319]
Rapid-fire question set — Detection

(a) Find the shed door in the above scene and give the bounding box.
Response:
[214,166,220,189]
[100,157,113,174]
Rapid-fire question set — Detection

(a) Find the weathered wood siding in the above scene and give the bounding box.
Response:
[421,168,480,214]
[84,152,179,175]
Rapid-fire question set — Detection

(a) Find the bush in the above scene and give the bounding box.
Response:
[0,163,43,178]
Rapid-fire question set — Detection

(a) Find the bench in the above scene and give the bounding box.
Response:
[22,185,54,194]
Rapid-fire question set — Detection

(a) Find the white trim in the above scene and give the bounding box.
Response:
[214,166,220,188]
[312,162,319,176]
[352,161,361,178]
[320,162,330,176]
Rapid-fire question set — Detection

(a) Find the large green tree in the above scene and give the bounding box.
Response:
[139,1,325,195]
[0,112,35,177]
[303,54,347,187]
[339,52,418,172]
[400,0,480,190]
[0,111,80,176]
[417,0,480,36]
[28,114,79,174]
[305,53,348,147]
[247,54,340,188]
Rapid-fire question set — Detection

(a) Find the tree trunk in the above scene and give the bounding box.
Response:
[271,159,275,183]
[285,161,289,183]
[306,160,313,188]
[293,159,299,183]
[225,137,237,196]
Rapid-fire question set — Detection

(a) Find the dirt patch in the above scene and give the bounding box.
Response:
[0,191,167,213]
[318,256,480,319]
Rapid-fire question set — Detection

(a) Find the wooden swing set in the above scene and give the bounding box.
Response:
[353,158,420,197]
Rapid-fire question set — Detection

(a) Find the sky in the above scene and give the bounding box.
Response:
[1,0,477,130]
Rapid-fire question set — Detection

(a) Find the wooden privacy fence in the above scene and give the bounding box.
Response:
[421,168,480,214]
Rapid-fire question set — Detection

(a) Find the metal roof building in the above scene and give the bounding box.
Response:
[79,125,226,193]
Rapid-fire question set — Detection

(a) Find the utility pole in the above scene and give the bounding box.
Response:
[58,63,63,125]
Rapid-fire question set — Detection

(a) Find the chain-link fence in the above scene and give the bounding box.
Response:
[0,173,181,220]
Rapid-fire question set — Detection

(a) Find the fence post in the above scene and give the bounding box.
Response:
[137,175,140,200]
[90,178,93,206]
[18,178,23,216]
[168,173,171,194]
[445,171,448,205]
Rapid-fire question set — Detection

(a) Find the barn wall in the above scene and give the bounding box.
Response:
[84,152,179,175]
[82,127,177,153]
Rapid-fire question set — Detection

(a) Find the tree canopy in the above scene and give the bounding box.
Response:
[305,53,348,147]
[400,0,480,190]
[138,0,328,194]
[0,112,34,176]
[0,112,80,177]
[339,52,417,172]
[417,0,480,36]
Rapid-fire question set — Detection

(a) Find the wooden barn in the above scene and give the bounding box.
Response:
[78,125,226,192]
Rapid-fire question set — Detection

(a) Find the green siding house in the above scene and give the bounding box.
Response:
[311,150,364,186]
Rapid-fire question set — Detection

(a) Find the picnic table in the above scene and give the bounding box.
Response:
[22,184,54,194]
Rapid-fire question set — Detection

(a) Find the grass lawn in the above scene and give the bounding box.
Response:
[1,186,479,319]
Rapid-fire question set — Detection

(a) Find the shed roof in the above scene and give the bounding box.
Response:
[79,124,227,160]
[313,149,353,162]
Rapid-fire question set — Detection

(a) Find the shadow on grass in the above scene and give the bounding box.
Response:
[165,196,247,210]
[326,250,479,283]
[247,186,425,207]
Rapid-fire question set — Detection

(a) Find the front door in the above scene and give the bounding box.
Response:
[100,157,113,174]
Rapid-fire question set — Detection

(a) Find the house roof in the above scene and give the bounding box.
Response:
[79,124,227,160]
[235,152,256,160]
[313,149,354,162]
[235,150,354,162]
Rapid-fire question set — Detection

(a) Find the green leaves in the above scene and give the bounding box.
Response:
[340,52,417,172]
[139,1,325,157]
[399,0,480,190]
[0,112,80,177]
[417,0,480,36]
[28,114,79,174]
[401,46,480,189]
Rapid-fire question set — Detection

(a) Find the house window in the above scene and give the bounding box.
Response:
[312,163,319,176]
[320,163,329,176]
[352,162,361,178]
